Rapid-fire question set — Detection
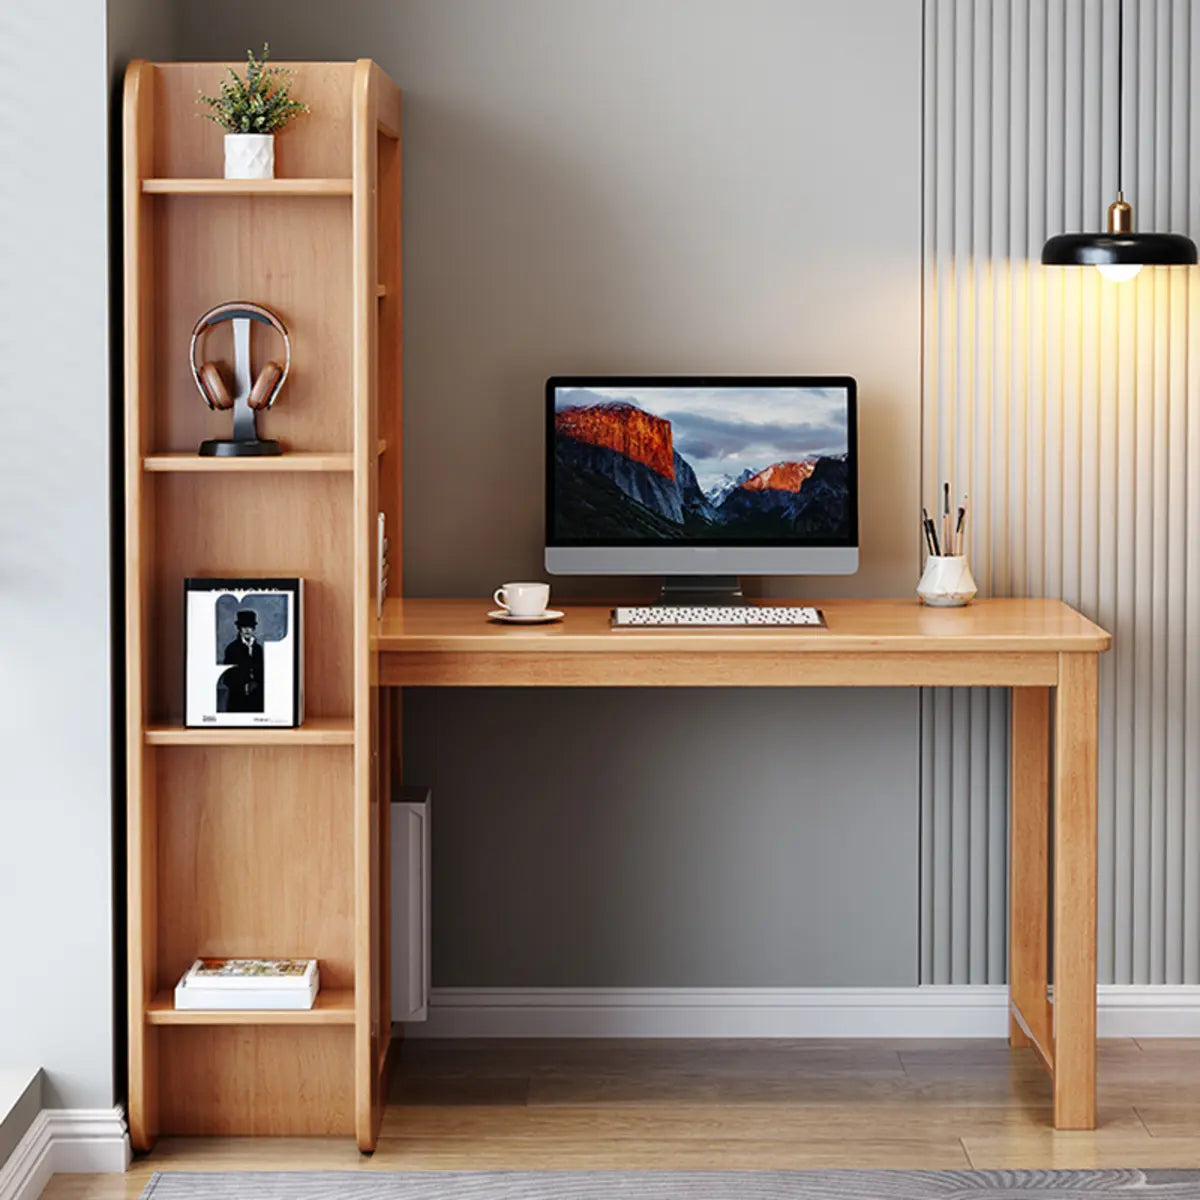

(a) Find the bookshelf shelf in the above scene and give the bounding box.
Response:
[143,177,353,196]
[124,57,402,1154]
[143,452,353,473]
[144,446,386,471]
[145,718,355,747]
[147,988,355,1026]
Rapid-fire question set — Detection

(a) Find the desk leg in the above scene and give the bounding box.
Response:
[1052,652,1099,1130]
[1009,687,1050,1054]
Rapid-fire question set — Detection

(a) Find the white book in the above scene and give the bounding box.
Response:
[174,984,317,1011]
[174,958,319,1010]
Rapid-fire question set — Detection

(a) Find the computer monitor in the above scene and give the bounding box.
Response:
[545,375,858,600]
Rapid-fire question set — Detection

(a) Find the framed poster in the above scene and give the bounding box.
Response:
[184,578,304,728]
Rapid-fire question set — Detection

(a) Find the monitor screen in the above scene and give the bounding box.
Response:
[546,377,857,566]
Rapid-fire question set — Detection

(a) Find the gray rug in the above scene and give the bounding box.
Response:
[141,1170,1200,1198]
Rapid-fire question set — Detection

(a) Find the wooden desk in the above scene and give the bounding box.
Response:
[377,596,1112,1129]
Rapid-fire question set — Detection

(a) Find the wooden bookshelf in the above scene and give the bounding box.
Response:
[123,59,402,1152]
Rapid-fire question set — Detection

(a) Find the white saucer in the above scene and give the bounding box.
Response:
[488,609,565,624]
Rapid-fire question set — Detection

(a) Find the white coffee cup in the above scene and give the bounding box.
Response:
[493,581,550,617]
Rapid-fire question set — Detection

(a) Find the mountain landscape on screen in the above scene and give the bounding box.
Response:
[552,389,852,541]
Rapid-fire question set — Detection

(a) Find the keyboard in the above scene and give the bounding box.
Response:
[611,605,825,628]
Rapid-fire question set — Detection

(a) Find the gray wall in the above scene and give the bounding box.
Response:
[109,0,175,72]
[176,0,925,987]
[408,689,918,986]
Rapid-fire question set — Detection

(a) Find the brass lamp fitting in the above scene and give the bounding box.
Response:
[1107,194,1133,234]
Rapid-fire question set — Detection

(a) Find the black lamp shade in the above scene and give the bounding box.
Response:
[1041,231,1197,266]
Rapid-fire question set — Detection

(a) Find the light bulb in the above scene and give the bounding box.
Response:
[1096,262,1143,282]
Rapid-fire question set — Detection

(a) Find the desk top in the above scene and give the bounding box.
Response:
[377,597,1111,655]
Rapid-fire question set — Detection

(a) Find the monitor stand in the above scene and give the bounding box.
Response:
[655,575,744,606]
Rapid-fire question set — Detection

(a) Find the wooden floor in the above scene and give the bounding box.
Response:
[43,1038,1200,1198]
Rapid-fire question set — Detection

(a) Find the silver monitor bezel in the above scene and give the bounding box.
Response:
[545,375,859,577]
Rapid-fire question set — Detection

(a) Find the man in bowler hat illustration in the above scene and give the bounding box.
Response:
[218,609,265,712]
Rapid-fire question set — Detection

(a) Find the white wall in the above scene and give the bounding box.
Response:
[0,0,174,1111]
[0,0,115,1109]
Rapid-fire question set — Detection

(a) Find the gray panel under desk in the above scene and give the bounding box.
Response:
[403,688,920,988]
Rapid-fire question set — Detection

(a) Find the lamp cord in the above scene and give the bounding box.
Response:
[1117,0,1125,198]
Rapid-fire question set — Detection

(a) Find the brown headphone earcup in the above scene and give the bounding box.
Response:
[199,362,234,410]
[248,361,284,410]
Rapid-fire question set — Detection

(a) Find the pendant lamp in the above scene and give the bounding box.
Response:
[1041,0,1196,280]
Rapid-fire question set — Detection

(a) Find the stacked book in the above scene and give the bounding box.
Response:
[174,958,319,1011]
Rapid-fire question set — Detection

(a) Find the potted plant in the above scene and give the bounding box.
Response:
[198,45,309,180]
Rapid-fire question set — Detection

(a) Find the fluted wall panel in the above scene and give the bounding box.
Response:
[922,0,1200,985]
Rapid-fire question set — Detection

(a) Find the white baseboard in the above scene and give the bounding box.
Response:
[0,1109,129,1200]
[411,984,1200,1039]
[1097,985,1200,1037]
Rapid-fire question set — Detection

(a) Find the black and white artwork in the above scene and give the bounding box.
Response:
[184,578,304,728]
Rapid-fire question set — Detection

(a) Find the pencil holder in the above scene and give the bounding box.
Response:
[917,555,977,607]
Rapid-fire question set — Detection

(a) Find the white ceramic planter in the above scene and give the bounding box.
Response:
[917,554,978,607]
[224,133,275,180]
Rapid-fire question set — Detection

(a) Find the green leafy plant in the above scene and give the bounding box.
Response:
[198,45,309,135]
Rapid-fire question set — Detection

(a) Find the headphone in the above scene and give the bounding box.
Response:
[189,301,291,412]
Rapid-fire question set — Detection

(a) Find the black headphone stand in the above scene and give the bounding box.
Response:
[198,317,282,456]
[199,403,283,457]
